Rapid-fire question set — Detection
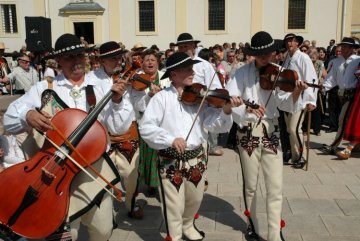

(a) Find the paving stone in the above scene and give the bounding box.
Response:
[322,216,360,236]
[115,210,163,230]
[199,194,241,212]
[239,196,292,215]
[304,184,356,199]
[287,198,343,216]
[108,229,131,241]
[316,173,360,185]
[347,184,360,199]
[124,230,165,241]
[206,170,239,183]
[336,199,360,216]
[282,184,309,199]
[281,215,330,236]
[217,182,242,197]
[199,231,245,241]
[283,172,322,185]
[192,211,216,232]
[215,210,247,232]
[302,235,360,241]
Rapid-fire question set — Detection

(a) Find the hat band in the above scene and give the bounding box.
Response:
[54,44,85,55]
[100,47,123,57]
[250,40,274,50]
[340,41,355,45]
[176,39,197,44]
[166,56,191,70]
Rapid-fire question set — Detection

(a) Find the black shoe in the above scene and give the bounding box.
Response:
[292,158,306,169]
[321,144,335,155]
[325,128,337,133]
[245,225,260,240]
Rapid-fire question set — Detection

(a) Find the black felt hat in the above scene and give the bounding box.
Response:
[283,33,304,46]
[99,41,125,58]
[161,52,201,80]
[175,33,201,46]
[243,31,283,56]
[339,37,360,48]
[51,33,85,57]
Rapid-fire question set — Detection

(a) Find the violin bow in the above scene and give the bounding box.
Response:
[185,70,217,141]
[256,52,289,126]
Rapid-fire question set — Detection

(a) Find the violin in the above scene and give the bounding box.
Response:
[259,63,320,92]
[114,59,142,82]
[181,83,260,109]
[0,87,120,238]
[130,73,154,91]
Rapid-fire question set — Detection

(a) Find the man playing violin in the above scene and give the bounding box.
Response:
[280,33,318,169]
[226,31,308,241]
[3,34,133,241]
[139,52,241,241]
[91,41,145,219]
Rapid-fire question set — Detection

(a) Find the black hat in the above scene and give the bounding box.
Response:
[243,31,283,56]
[99,41,125,58]
[161,52,201,80]
[51,33,85,57]
[175,33,201,46]
[339,37,360,48]
[283,33,304,46]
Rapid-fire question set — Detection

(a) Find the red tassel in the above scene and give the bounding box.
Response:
[244,210,251,217]
[194,213,200,219]
[280,219,286,228]
[164,235,172,241]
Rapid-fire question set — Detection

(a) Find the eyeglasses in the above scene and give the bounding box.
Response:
[18,59,30,63]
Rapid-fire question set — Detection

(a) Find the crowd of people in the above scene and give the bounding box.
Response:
[0,31,359,241]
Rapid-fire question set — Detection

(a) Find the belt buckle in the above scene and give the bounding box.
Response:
[337,89,344,97]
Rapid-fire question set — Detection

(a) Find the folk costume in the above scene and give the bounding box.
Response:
[139,52,233,241]
[322,38,360,154]
[91,41,143,218]
[226,31,299,241]
[280,33,318,168]
[4,34,133,241]
[132,69,170,190]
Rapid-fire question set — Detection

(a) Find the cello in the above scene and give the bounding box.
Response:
[0,87,119,238]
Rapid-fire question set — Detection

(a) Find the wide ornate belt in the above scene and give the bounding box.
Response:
[109,121,139,143]
[158,146,204,160]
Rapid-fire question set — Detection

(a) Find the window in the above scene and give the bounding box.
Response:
[138,0,155,32]
[287,0,306,29]
[208,0,225,31]
[1,4,18,34]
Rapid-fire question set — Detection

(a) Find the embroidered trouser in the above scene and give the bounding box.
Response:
[237,122,283,241]
[70,193,113,241]
[158,155,206,241]
[284,111,305,162]
[111,149,140,212]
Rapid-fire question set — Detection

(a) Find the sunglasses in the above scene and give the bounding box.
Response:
[18,59,30,63]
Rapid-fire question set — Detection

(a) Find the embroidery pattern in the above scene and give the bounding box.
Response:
[185,162,206,187]
[165,165,185,191]
[109,140,139,163]
[240,135,260,156]
[262,134,279,154]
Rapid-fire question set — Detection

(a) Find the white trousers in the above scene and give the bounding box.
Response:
[158,156,206,241]
[111,149,140,212]
[70,193,113,241]
[284,111,305,162]
[237,122,283,241]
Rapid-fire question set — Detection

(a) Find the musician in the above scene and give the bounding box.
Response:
[279,33,318,169]
[91,41,144,219]
[132,49,170,197]
[0,42,11,94]
[0,53,38,94]
[321,37,360,155]
[227,31,308,241]
[3,34,133,241]
[139,52,239,241]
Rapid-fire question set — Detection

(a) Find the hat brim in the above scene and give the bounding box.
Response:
[243,39,283,56]
[161,59,201,80]
[282,35,303,48]
[175,40,201,46]
[131,47,147,52]
[99,49,126,58]
[339,42,360,48]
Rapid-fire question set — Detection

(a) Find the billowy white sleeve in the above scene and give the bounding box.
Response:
[139,94,175,150]
[225,70,246,125]
[301,58,318,107]
[323,61,338,92]
[4,82,45,134]
[131,88,151,113]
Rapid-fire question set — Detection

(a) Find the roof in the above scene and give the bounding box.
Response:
[59,1,105,14]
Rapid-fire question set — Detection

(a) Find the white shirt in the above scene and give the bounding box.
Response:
[323,54,360,91]
[226,62,297,126]
[193,56,222,90]
[282,49,318,109]
[7,66,38,92]
[90,67,113,84]
[139,85,232,150]
[0,134,25,168]
[342,58,360,89]
[4,72,134,136]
